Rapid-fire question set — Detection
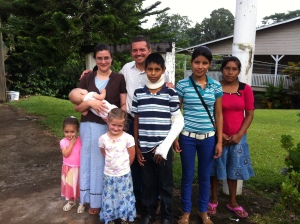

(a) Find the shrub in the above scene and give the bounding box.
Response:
[279,113,300,214]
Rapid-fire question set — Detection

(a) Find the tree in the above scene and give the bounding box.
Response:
[186,22,202,46]
[152,12,192,48]
[196,8,234,43]
[261,10,300,25]
[0,21,6,103]
[282,61,300,108]
[0,0,169,98]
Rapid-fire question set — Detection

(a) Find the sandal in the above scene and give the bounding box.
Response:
[226,204,248,218]
[77,203,85,213]
[178,212,190,224]
[63,201,76,212]
[207,202,218,215]
[88,207,100,215]
[156,200,161,216]
[198,211,213,224]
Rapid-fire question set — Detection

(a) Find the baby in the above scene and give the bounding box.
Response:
[69,88,117,118]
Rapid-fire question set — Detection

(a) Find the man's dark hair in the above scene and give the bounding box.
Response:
[131,35,151,49]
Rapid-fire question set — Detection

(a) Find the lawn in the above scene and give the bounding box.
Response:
[7,96,300,222]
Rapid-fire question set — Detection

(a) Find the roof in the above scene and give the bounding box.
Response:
[177,16,300,55]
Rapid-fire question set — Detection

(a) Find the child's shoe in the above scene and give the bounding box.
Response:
[77,203,85,213]
[63,201,76,212]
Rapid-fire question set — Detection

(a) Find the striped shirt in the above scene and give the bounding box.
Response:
[120,61,170,116]
[131,84,180,153]
[176,75,223,134]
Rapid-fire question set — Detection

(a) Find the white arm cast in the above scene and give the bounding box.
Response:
[155,111,184,159]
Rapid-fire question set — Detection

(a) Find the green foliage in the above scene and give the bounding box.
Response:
[282,61,300,93]
[281,135,300,173]
[279,113,300,214]
[196,8,234,44]
[0,0,169,98]
[260,78,292,109]
[262,9,300,25]
[280,175,300,214]
[153,12,192,48]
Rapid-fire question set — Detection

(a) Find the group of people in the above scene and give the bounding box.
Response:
[59,35,255,224]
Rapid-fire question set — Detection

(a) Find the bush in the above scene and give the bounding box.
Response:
[279,113,300,214]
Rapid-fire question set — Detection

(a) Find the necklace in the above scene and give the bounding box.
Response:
[198,82,207,86]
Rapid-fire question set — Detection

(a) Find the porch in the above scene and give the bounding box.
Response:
[184,70,294,91]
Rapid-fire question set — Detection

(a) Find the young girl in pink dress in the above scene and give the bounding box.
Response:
[60,116,82,212]
[98,108,136,224]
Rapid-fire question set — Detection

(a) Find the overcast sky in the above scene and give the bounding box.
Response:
[142,0,300,28]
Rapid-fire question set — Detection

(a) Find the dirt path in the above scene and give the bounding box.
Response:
[0,104,271,224]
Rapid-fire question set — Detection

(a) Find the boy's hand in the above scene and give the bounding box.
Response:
[153,148,164,164]
[153,154,164,164]
[136,147,146,166]
[80,69,92,80]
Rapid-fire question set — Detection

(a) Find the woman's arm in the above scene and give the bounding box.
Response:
[214,97,223,158]
[120,93,127,112]
[74,99,105,114]
[230,110,254,145]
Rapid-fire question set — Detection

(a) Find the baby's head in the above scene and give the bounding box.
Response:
[69,88,88,105]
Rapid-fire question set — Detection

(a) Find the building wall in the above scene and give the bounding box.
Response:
[203,19,300,56]
[255,20,300,55]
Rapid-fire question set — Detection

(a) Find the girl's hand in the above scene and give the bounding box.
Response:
[229,133,242,145]
[214,142,223,158]
[172,139,181,153]
[222,133,231,147]
[70,136,77,144]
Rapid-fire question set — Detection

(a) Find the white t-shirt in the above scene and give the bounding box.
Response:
[98,132,135,176]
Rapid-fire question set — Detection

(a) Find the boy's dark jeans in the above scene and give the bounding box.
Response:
[141,149,174,222]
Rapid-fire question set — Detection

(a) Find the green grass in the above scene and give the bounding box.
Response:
[8,96,81,138]
[247,109,300,195]
[7,96,300,222]
[9,96,299,191]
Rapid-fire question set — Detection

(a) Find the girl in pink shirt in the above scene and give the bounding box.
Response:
[60,116,82,212]
[209,56,254,219]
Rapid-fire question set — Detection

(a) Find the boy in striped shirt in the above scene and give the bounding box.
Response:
[132,53,184,224]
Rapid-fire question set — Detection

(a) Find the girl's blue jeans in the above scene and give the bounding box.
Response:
[179,133,215,212]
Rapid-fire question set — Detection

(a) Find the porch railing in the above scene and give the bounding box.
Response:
[184,70,294,89]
